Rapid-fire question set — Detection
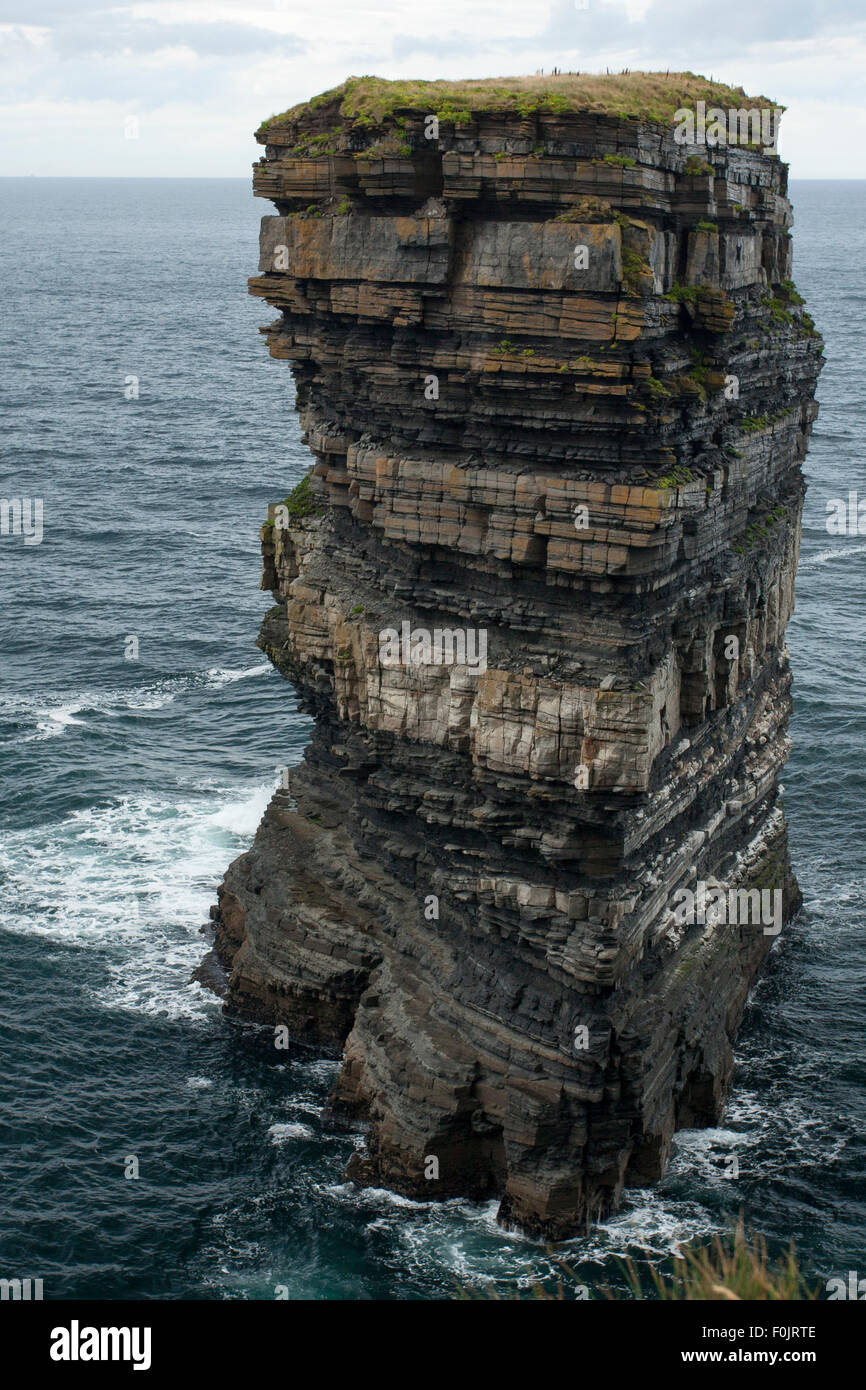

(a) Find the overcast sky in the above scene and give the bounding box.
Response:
[1,0,864,177]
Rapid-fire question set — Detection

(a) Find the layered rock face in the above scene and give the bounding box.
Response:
[212,77,823,1236]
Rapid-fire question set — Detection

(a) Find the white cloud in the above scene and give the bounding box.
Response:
[0,24,51,45]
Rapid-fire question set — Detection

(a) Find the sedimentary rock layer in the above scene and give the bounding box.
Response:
[211,76,823,1236]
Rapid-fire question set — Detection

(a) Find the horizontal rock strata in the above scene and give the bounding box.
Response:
[212,75,823,1237]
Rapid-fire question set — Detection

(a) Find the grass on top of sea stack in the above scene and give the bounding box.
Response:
[259,71,781,134]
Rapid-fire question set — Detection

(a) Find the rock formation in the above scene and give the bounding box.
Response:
[210,75,824,1237]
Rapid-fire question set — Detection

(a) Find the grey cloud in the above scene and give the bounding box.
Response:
[391,33,532,62]
[0,8,305,111]
[0,6,305,59]
[391,2,866,82]
[542,0,866,64]
[56,19,305,59]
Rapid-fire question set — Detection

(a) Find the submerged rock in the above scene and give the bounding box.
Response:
[211,75,823,1237]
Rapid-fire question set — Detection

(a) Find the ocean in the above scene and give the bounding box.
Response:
[0,177,863,1299]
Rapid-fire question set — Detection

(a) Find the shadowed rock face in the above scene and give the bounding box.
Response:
[210,77,823,1237]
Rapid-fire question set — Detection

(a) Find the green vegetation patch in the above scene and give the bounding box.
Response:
[684,154,713,175]
[652,463,694,490]
[621,246,652,295]
[760,293,793,326]
[663,281,701,305]
[555,196,613,222]
[259,72,777,135]
[731,503,788,554]
[644,375,672,399]
[281,474,321,520]
[596,153,637,168]
[778,278,804,305]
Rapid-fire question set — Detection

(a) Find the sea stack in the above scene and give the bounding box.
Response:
[211,74,824,1237]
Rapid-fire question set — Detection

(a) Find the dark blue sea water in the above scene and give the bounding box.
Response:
[0,178,863,1300]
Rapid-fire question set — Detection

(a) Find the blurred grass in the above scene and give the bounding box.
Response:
[464,1221,819,1300]
[617,1220,818,1301]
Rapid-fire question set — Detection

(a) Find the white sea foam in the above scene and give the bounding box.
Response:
[285,1101,322,1118]
[268,1122,315,1143]
[316,1176,723,1292]
[206,664,272,687]
[208,784,272,837]
[321,1183,430,1212]
[34,703,87,735]
[0,777,277,1021]
[801,542,866,567]
[0,664,273,746]
[587,1191,722,1261]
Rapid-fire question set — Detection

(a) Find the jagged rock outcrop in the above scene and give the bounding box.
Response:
[210,75,823,1237]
